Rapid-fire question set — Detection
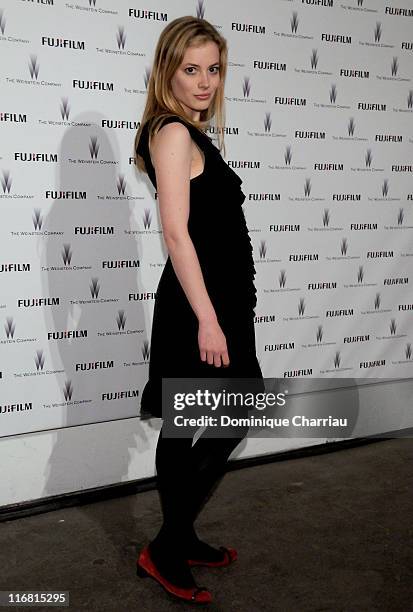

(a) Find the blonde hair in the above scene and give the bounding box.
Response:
[134,15,228,173]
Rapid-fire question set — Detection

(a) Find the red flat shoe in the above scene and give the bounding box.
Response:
[187,546,238,568]
[136,545,212,604]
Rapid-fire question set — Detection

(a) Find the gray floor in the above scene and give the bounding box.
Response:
[1,438,412,611]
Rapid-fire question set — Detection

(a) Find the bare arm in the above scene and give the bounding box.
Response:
[151,121,229,367]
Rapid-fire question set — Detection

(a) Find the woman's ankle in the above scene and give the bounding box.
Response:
[150,525,196,557]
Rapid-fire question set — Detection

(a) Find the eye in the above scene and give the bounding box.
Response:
[184,66,220,74]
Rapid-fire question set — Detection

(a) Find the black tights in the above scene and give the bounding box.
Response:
[151,422,249,553]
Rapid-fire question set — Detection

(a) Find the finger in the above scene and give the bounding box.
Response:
[200,349,206,362]
[207,351,214,365]
[222,351,230,367]
[214,353,221,367]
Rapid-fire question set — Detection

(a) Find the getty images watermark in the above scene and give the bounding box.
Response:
[161,377,411,439]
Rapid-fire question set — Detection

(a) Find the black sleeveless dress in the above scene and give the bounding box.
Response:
[136,115,263,418]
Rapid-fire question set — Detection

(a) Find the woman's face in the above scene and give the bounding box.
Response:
[171,41,221,120]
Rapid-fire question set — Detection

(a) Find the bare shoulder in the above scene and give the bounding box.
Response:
[150,120,192,165]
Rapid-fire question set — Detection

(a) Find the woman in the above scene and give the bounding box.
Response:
[134,16,264,604]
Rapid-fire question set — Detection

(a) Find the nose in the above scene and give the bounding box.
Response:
[198,71,210,89]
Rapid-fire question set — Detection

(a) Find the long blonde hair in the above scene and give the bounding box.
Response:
[134,15,228,174]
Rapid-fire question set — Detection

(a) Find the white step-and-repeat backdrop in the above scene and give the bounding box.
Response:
[1,0,412,437]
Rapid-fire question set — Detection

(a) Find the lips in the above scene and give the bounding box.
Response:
[194,94,211,99]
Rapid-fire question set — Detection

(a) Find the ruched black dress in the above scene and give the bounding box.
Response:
[136,115,263,418]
